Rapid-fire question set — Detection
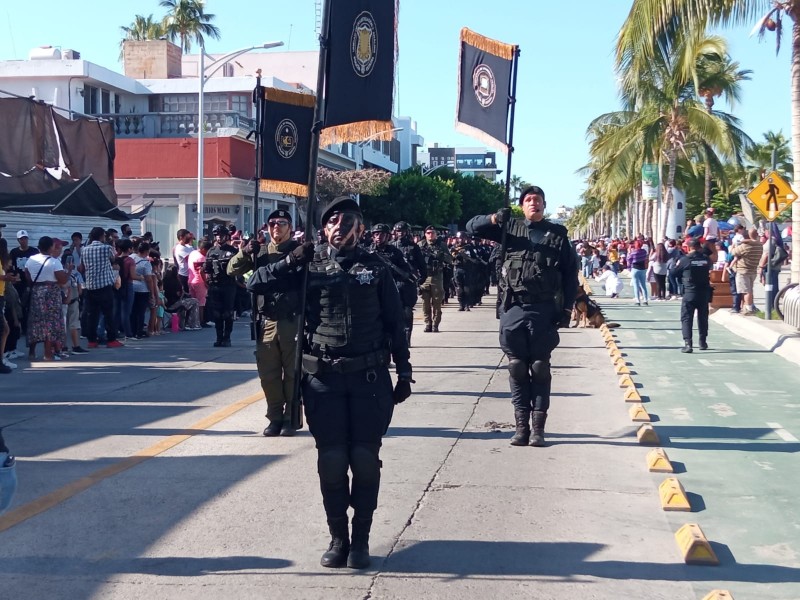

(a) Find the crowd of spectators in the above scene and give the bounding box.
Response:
[576,207,791,315]
[0,222,259,374]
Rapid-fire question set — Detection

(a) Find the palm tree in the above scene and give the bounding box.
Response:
[159,0,221,54]
[617,0,799,281]
[696,44,752,207]
[119,14,167,59]
[742,130,794,186]
[615,28,751,239]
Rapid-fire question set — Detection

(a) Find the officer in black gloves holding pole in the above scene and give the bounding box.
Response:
[247,196,412,570]
[467,186,578,447]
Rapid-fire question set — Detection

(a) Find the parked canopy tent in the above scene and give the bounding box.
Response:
[0,171,150,221]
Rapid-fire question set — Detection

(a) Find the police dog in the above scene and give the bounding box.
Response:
[571,288,617,328]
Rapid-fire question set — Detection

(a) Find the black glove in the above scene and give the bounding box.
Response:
[288,242,315,266]
[243,239,260,255]
[393,379,413,404]
[557,308,572,329]
[494,208,511,225]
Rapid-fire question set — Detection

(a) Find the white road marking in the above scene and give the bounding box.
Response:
[709,403,737,417]
[725,382,747,396]
[670,407,693,421]
[698,359,713,367]
[754,460,775,471]
[784,404,800,409]
[767,422,799,442]
[697,387,718,398]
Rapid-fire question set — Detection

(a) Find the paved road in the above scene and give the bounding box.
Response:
[1,293,798,599]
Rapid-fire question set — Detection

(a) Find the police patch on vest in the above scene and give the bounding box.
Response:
[472,64,496,108]
[275,119,299,159]
[351,11,378,77]
[355,268,375,285]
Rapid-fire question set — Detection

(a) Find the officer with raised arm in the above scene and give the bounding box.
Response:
[467,186,578,447]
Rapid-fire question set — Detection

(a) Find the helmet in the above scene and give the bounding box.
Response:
[455,231,470,240]
[393,221,410,232]
[212,224,228,237]
[371,223,391,234]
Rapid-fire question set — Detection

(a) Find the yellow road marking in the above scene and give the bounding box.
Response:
[0,392,264,534]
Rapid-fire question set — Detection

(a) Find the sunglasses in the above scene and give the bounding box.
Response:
[268,219,290,228]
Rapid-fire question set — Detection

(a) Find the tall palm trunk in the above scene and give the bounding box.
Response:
[792,18,800,284]
[704,96,714,209]
[662,147,679,240]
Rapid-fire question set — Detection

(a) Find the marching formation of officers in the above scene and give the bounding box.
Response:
[234,190,577,571]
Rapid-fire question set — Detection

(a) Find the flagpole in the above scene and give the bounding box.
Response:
[496,46,521,319]
[289,0,331,429]
[252,70,263,236]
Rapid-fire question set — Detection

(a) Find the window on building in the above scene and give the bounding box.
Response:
[114,94,121,114]
[677,202,683,209]
[162,94,198,114]
[84,85,98,114]
[231,94,249,117]
[101,90,111,114]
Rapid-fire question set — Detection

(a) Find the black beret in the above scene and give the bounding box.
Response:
[425,225,437,232]
[267,209,292,223]
[519,185,546,204]
[320,196,362,225]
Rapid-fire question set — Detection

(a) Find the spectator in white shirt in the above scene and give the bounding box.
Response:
[172,229,195,294]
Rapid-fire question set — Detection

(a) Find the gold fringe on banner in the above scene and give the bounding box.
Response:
[460,27,515,60]
[259,179,308,198]
[454,121,509,155]
[262,87,316,108]
[320,120,396,147]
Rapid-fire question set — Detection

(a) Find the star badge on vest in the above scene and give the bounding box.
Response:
[355,268,375,285]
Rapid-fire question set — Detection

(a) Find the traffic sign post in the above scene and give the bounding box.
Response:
[747,170,795,320]
[746,171,796,222]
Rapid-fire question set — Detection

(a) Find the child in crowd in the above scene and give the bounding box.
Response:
[595,263,623,298]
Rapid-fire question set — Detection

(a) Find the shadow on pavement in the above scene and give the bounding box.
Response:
[382,540,800,584]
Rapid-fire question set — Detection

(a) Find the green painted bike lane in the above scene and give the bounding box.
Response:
[595,294,800,600]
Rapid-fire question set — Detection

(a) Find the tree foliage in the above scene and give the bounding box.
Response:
[435,170,506,227]
[360,170,461,228]
[159,0,221,53]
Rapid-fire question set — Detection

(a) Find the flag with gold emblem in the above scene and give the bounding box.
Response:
[259,88,316,197]
[455,28,517,153]
[321,0,397,146]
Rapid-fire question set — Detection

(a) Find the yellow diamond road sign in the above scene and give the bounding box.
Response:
[747,171,796,221]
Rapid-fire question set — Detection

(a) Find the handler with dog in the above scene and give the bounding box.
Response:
[467,185,578,447]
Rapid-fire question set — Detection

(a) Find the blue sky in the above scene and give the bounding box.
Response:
[0,0,792,207]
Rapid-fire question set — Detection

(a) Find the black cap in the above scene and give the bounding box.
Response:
[320,196,362,225]
[519,185,546,205]
[371,223,390,234]
[393,221,409,231]
[268,209,292,223]
[425,225,437,232]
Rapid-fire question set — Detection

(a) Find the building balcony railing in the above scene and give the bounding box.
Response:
[95,111,255,139]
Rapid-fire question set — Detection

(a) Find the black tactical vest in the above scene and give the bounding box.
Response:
[256,240,300,320]
[307,247,386,356]
[206,244,237,286]
[500,219,565,306]
[419,242,444,275]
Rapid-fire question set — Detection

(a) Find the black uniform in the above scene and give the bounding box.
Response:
[371,241,418,345]
[673,249,712,350]
[204,242,238,345]
[248,237,411,568]
[467,214,578,446]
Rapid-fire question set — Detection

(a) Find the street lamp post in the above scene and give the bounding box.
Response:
[196,40,283,238]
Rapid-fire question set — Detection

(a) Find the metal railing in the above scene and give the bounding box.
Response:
[94,111,255,139]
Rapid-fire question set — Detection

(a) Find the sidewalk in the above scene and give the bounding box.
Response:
[1,297,798,599]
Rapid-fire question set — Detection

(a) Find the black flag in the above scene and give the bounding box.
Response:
[259,88,316,198]
[456,28,516,153]
[321,0,396,145]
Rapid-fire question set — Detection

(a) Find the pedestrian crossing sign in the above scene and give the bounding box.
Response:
[746,171,796,221]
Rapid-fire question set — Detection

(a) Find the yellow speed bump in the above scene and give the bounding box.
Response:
[608,349,622,361]
[675,523,719,565]
[646,448,674,473]
[701,591,734,600]
[614,362,631,374]
[603,332,615,342]
[629,403,651,422]
[623,387,642,402]
[637,423,660,445]
[618,374,635,389]
[605,339,618,349]
[659,477,691,511]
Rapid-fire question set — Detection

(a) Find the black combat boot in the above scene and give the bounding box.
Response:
[699,338,709,350]
[509,409,531,446]
[320,517,350,568]
[424,324,432,332]
[530,411,547,447]
[347,516,372,569]
[280,422,296,437]
[262,421,282,437]
[681,341,693,353]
